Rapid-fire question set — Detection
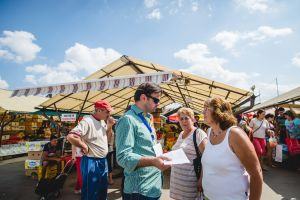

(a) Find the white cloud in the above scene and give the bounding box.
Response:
[147,8,161,20]
[25,64,50,74]
[292,53,300,68]
[234,0,270,13]
[0,30,41,63]
[0,76,9,89]
[213,26,293,51]
[191,2,199,12]
[243,26,293,42]
[212,31,240,50]
[177,0,183,8]
[173,43,298,102]
[25,64,82,85]
[24,75,37,85]
[24,43,122,85]
[58,43,121,74]
[174,43,249,87]
[144,0,158,8]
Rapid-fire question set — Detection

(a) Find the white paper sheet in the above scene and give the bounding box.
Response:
[153,143,163,157]
[162,148,190,165]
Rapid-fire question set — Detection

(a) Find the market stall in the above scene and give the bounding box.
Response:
[11,55,254,152]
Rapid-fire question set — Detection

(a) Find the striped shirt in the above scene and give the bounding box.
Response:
[115,104,162,198]
[170,128,207,200]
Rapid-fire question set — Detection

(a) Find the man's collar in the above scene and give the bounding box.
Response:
[92,114,101,121]
[132,104,151,118]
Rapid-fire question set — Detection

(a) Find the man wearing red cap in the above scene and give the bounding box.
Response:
[67,99,115,200]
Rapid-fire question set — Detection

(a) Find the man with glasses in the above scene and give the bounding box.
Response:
[67,100,115,200]
[116,82,171,200]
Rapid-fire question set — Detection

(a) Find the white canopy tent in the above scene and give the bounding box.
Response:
[11,55,253,116]
[246,86,300,113]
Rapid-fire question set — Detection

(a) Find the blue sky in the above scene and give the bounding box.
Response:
[0,0,299,102]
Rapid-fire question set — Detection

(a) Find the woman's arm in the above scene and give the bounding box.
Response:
[230,127,263,200]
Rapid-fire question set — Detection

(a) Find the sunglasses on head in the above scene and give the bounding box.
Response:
[180,116,190,121]
[146,95,160,104]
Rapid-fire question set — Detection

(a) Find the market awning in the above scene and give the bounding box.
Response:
[11,72,172,97]
[0,89,48,113]
[10,55,253,115]
[246,86,300,112]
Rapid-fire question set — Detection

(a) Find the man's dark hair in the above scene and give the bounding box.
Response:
[265,113,274,119]
[278,107,285,112]
[284,110,296,120]
[50,134,58,141]
[134,83,162,102]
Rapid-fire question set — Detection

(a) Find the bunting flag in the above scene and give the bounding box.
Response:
[11,72,173,97]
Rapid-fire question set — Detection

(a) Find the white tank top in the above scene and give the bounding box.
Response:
[201,126,250,200]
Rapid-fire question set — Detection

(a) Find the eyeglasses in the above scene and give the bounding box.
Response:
[180,116,190,121]
[146,95,160,104]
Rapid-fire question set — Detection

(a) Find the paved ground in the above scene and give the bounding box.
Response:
[0,157,299,200]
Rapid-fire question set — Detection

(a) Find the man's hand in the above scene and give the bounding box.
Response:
[152,156,171,171]
[107,117,116,129]
[81,142,89,155]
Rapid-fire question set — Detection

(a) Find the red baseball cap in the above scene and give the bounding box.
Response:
[94,100,113,112]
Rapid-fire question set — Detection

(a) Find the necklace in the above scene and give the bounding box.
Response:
[211,129,223,138]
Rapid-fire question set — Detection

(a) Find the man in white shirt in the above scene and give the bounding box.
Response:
[67,100,115,200]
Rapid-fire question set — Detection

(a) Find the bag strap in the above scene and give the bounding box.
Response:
[253,120,264,134]
[193,128,201,158]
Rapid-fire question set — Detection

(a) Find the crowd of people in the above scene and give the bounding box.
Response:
[40,82,299,200]
[237,107,300,170]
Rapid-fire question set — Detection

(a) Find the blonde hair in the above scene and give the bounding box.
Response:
[177,107,194,119]
[205,97,237,130]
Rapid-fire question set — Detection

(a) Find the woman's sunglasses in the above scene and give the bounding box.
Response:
[180,116,190,121]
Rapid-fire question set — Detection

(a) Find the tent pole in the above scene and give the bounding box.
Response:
[54,104,61,122]
[43,93,74,110]
[76,91,90,124]
[176,83,189,107]
[53,104,62,137]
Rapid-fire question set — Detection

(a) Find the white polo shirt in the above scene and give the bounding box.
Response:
[71,115,108,158]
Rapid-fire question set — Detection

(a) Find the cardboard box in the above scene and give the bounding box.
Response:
[25,141,47,151]
[25,121,32,126]
[27,151,43,160]
[11,127,18,131]
[25,159,41,169]
[32,115,39,119]
[25,114,32,119]
[25,168,39,177]
[11,122,19,126]
[25,126,32,131]
[19,122,25,126]
[1,135,10,140]
[3,126,11,131]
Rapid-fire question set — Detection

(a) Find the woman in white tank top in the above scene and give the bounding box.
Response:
[201,97,263,200]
